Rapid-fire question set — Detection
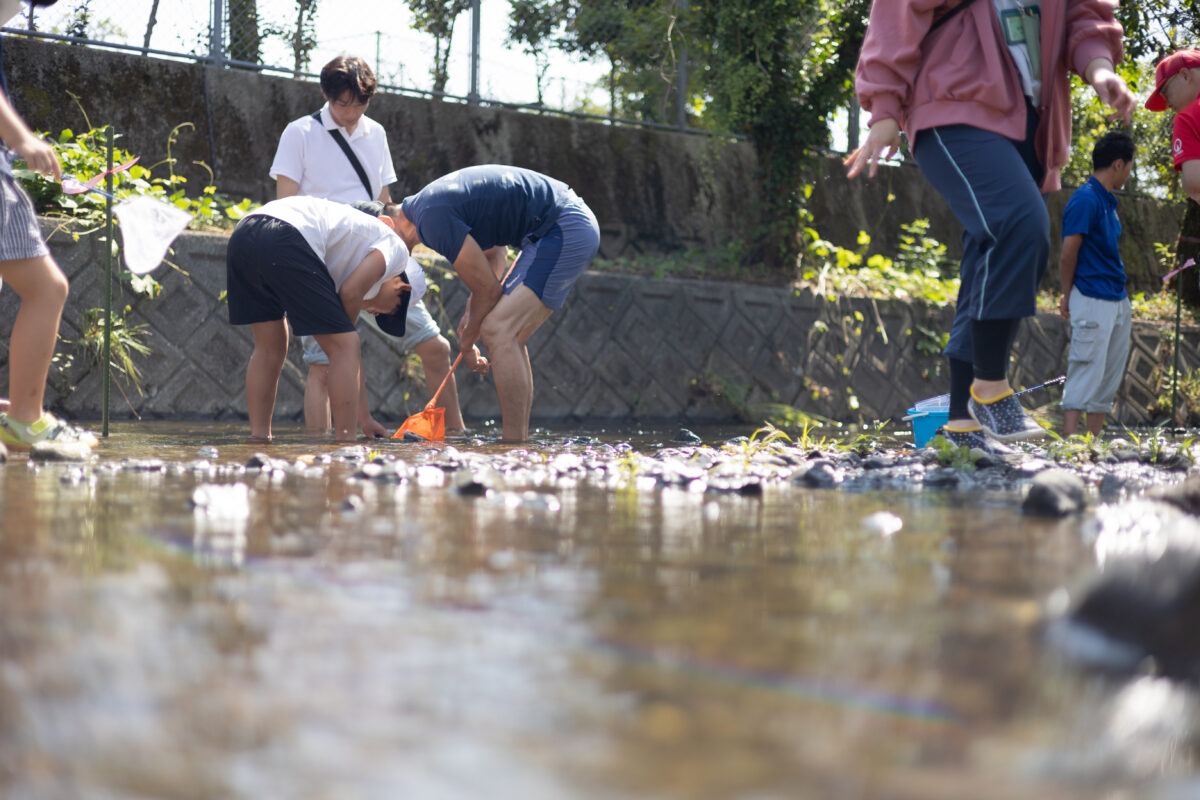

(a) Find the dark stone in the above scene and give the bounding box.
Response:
[862,455,895,470]
[403,431,425,442]
[456,480,489,497]
[922,467,962,488]
[1149,476,1200,516]
[245,452,287,471]
[1022,469,1086,517]
[1069,548,1200,679]
[794,461,842,489]
[1098,472,1127,500]
[0,441,7,463]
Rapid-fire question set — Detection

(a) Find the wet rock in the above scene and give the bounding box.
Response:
[329,445,369,461]
[29,440,91,462]
[355,462,384,479]
[1159,452,1194,472]
[245,452,289,471]
[862,455,895,470]
[1016,458,1055,476]
[340,495,366,513]
[1098,472,1127,501]
[723,436,750,447]
[1111,448,1141,463]
[456,479,489,497]
[923,467,962,489]
[672,429,703,445]
[196,446,219,459]
[1022,469,1086,517]
[862,510,903,537]
[402,431,425,442]
[1148,476,1200,516]
[121,458,167,472]
[794,460,842,489]
[1059,547,1200,679]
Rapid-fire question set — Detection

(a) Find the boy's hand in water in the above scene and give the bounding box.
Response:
[844,118,901,179]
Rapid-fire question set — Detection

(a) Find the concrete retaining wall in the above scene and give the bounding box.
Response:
[4,35,758,262]
[3,223,1190,429]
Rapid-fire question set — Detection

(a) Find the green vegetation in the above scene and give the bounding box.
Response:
[77,305,153,403]
[15,123,256,235]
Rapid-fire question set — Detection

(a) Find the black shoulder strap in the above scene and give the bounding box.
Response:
[929,0,980,33]
[311,109,373,200]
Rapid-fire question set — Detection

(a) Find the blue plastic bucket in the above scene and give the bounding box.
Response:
[906,393,950,446]
[907,408,949,447]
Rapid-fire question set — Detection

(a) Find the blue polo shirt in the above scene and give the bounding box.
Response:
[400,165,571,264]
[1061,176,1126,301]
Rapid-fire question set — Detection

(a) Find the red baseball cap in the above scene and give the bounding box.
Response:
[1147,50,1200,111]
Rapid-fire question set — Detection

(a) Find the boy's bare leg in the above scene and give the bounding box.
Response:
[247,319,289,440]
[0,254,68,423]
[303,364,331,431]
[414,334,465,432]
[1063,409,1082,436]
[313,331,361,441]
[480,285,552,443]
[1086,412,1106,436]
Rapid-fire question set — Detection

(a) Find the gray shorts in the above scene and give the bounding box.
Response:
[0,168,50,263]
[301,298,441,365]
[1061,287,1132,413]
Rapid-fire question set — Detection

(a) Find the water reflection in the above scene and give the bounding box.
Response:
[0,421,1196,798]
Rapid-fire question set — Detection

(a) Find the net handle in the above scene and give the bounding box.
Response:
[426,352,464,410]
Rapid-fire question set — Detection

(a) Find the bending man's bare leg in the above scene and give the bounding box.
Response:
[480,285,552,443]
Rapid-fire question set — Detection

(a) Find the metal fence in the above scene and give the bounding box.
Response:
[8,0,695,132]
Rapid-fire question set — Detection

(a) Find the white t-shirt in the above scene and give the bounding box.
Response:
[248,196,408,300]
[269,106,398,203]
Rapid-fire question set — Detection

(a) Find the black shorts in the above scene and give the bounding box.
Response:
[225,214,356,337]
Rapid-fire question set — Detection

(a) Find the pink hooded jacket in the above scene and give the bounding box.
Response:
[855,0,1125,193]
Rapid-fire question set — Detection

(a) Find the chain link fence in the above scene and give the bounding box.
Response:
[7,0,695,131]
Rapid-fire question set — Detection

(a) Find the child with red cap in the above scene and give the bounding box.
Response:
[1146,50,1200,203]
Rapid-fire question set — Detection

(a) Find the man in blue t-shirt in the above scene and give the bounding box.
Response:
[389,165,600,442]
[1058,130,1136,436]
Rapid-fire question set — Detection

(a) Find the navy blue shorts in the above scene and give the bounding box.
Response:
[226,214,356,337]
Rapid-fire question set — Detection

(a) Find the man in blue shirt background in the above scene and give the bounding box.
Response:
[391,165,600,442]
[1058,130,1136,436]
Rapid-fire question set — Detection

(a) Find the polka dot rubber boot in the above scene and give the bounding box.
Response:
[967,387,1046,442]
[937,425,1014,454]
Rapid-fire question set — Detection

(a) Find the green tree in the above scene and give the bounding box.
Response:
[507,0,568,106]
[560,0,691,124]
[692,0,869,273]
[408,0,473,96]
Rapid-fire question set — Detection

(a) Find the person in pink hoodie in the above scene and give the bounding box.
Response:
[845,0,1134,450]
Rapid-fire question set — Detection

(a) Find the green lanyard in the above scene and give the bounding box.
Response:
[1001,2,1042,79]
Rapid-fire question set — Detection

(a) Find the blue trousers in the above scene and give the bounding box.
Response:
[912,124,1049,364]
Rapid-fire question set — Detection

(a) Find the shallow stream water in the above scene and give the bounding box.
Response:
[2,421,1199,799]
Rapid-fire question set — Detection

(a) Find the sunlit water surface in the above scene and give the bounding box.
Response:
[1,421,1199,799]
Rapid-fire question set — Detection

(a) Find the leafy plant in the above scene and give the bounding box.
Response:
[14,123,256,233]
[77,306,152,397]
[928,433,978,471]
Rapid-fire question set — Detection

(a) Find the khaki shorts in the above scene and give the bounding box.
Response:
[1061,288,1132,413]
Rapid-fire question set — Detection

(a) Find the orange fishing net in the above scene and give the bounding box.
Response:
[392,352,463,442]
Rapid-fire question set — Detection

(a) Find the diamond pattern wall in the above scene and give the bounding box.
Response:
[12,223,1193,428]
